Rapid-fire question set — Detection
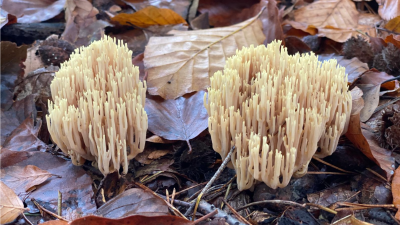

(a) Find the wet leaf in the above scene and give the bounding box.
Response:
[145,91,208,143]
[307,184,356,207]
[123,0,193,19]
[43,215,191,225]
[95,188,169,218]
[284,36,311,55]
[1,165,57,192]
[112,6,187,28]
[0,181,26,223]
[2,118,46,152]
[0,149,95,220]
[144,11,265,99]
[2,0,65,23]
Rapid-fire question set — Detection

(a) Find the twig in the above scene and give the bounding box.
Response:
[305,203,337,214]
[22,213,34,225]
[184,146,236,218]
[134,182,188,219]
[58,191,62,216]
[373,97,400,114]
[386,209,400,225]
[191,209,218,224]
[366,168,388,182]
[222,199,251,225]
[31,198,68,221]
[306,171,349,175]
[235,199,305,212]
[159,195,244,225]
[169,182,207,198]
[312,156,355,174]
[221,182,233,209]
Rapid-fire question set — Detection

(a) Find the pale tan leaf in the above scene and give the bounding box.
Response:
[148,150,171,160]
[294,0,359,29]
[317,25,376,43]
[378,0,400,21]
[144,10,266,99]
[0,181,25,223]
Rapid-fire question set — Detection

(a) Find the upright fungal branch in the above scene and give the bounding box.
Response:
[46,36,148,175]
[204,41,352,190]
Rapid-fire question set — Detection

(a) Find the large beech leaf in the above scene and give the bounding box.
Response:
[0,181,25,223]
[144,10,266,99]
[294,0,359,29]
[378,0,400,21]
[145,91,208,145]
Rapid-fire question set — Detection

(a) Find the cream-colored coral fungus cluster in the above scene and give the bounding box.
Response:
[46,36,148,175]
[204,41,352,190]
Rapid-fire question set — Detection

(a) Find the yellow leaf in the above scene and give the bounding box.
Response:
[144,9,266,99]
[385,15,400,33]
[294,0,359,29]
[0,181,26,223]
[111,6,187,28]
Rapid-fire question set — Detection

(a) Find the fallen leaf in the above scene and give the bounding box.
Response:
[123,0,194,20]
[307,184,356,207]
[392,166,400,219]
[318,54,369,84]
[198,0,261,27]
[357,69,399,122]
[377,0,400,21]
[369,36,387,54]
[317,25,376,43]
[2,0,65,23]
[0,181,26,223]
[146,135,177,144]
[0,149,95,220]
[385,15,400,33]
[111,6,187,28]
[284,36,311,55]
[385,34,400,49]
[346,114,395,179]
[94,188,169,218]
[294,0,359,29]
[190,12,210,30]
[2,118,46,152]
[145,91,208,147]
[1,165,57,192]
[148,150,171,160]
[43,215,191,225]
[144,10,266,99]
[333,215,374,225]
[349,87,364,115]
[62,0,105,46]
[283,20,318,36]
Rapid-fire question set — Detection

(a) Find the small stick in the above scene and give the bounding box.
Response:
[305,203,337,214]
[366,168,388,182]
[306,171,348,175]
[221,182,232,209]
[58,191,62,216]
[31,198,68,221]
[171,188,176,206]
[312,156,354,174]
[190,209,218,225]
[184,146,236,218]
[222,199,251,225]
[22,213,34,225]
[169,182,207,198]
[386,209,400,225]
[235,200,305,212]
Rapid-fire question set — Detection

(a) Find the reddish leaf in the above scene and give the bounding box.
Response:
[284,36,311,55]
[145,91,208,145]
[0,165,57,192]
[369,36,387,54]
[392,166,400,219]
[385,34,400,49]
[42,215,191,225]
[94,188,169,218]
[0,149,95,220]
[198,0,283,44]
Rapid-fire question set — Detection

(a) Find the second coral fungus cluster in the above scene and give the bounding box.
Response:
[204,41,352,190]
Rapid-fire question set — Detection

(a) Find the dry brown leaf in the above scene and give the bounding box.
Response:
[385,34,400,49]
[144,10,266,99]
[333,215,374,225]
[0,181,26,223]
[111,6,187,28]
[346,102,395,179]
[393,166,400,219]
[148,150,171,160]
[294,0,359,29]
[1,165,57,192]
[317,25,376,43]
[377,0,400,21]
[2,0,65,23]
[123,0,193,19]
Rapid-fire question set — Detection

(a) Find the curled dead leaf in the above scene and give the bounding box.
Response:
[0,181,26,223]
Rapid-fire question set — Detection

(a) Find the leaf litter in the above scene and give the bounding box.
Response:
[2,0,400,224]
